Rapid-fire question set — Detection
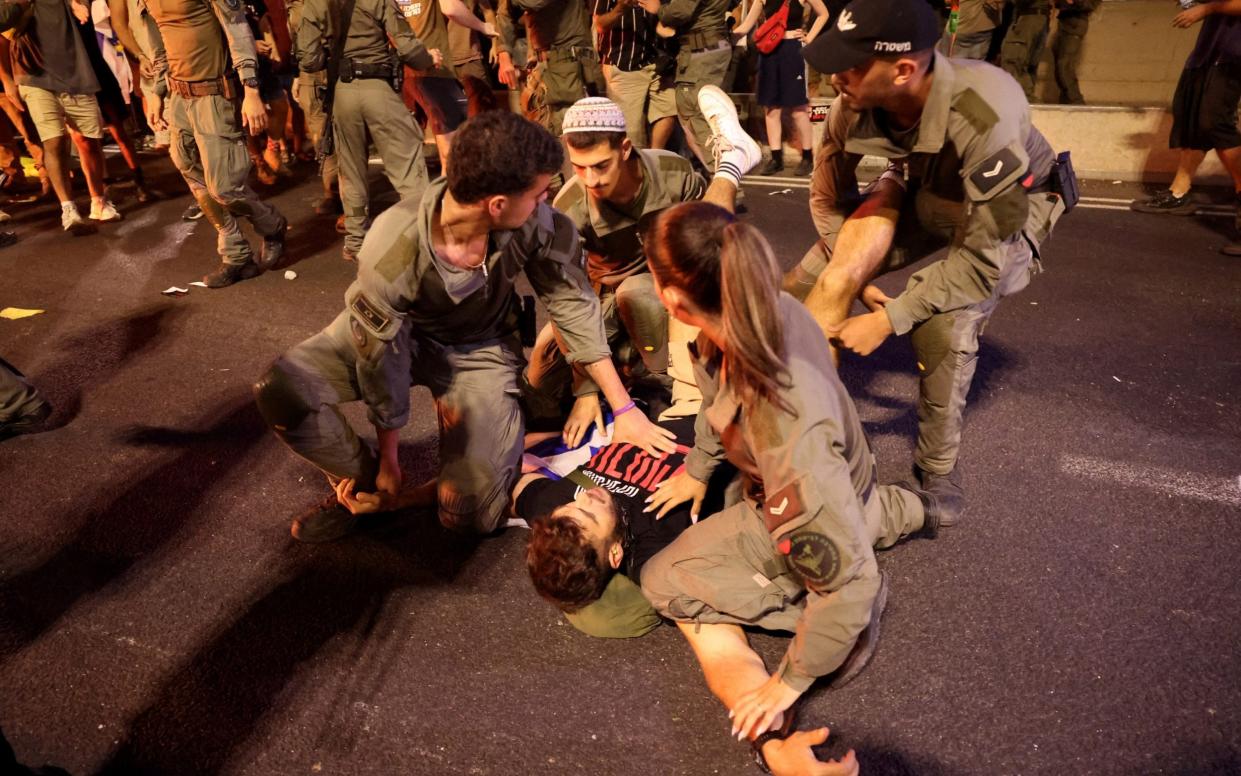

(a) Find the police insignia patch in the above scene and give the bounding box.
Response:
[351,293,390,333]
[968,147,1023,197]
[786,532,841,587]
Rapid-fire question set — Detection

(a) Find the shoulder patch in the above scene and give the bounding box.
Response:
[967,146,1024,198]
[351,293,391,333]
[952,88,999,135]
[784,531,842,588]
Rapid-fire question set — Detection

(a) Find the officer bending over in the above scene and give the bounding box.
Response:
[254,112,676,543]
[788,0,1069,506]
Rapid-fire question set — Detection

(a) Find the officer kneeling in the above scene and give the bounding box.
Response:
[254,111,675,542]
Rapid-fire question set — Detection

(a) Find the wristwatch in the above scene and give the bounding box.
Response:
[242,76,260,89]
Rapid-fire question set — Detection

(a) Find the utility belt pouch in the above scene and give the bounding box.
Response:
[1049,150,1078,212]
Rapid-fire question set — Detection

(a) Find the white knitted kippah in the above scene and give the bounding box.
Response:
[561,97,627,134]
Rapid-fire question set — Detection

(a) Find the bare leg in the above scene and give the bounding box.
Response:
[434,129,456,172]
[764,106,783,154]
[1214,145,1241,192]
[69,133,107,200]
[791,105,812,150]
[703,177,738,213]
[649,115,675,150]
[41,135,74,203]
[1170,148,1206,197]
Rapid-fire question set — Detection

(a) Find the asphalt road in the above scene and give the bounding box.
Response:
[1,154,1239,776]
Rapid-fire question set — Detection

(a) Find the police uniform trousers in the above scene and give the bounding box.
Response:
[999,13,1050,100]
[168,91,286,266]
[293,70,339,195]
[674,40,732,167]
[521,272,668,420]
[1050,13,1090,105]
[791,190,1062,477]
[0,357,48,424]
[641,483,922,628]
[524,48,605,137]
[333,78,430,254]
[257,311,525,534]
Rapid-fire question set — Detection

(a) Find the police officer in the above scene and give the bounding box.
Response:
[494,0,606,137]
[1049,0,1099,105]
[789,0,1068,502]
[999,0,1051,100]
[0,356,51,442]
[285,0,340,215]
[529,93,760,444]
[638,202,955,776]
[146,0,290,288]
[253,111,675,543]
[298,0,440,263]
[637,0,732,169]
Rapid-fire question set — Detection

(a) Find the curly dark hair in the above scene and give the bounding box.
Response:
[526,514,612,613]
[448,111,564,204]
[563,130,626,151]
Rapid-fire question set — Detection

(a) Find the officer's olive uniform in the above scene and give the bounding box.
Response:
[789,53,1064,477]
[496,0,605,135]
[298,0,434,255]
[655,0,731,163]
[999,0,1051,100]
[642,295,926,692]
[255,179,611,533]
[1049,0,1099,105]
[285,0,337,198]
[148,0,287,267]
[936,0,1002,61]
[0,357,48,426]
[524,149,707,417]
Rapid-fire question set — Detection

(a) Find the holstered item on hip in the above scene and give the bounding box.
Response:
[168,74,238,100]
[678,29,726,52]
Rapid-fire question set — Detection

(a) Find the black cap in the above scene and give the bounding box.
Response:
[802,0,941,75]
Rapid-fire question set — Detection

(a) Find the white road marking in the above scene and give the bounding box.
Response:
[1060,454,1241,507]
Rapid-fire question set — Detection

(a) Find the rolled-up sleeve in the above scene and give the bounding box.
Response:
[656,0,699,29]
[524,207,611,366]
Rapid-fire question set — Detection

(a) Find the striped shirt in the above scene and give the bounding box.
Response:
[594,0,658,71]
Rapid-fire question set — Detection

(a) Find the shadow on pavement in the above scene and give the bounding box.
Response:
[0,396,265,662]
[96,519,482,776]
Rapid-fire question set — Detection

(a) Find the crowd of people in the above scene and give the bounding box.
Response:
[4,0,1240,772]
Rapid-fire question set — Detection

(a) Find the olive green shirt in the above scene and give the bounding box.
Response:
[501,0,591,53]
[656,0,729,36]
[684,295,882,692]
[553,149,707,289]
[296,0,434,73]
[344,178,610,430]
[810,53,1056,336]
[147,0,259,82]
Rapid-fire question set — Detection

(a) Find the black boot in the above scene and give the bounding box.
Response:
[203,260,261,288]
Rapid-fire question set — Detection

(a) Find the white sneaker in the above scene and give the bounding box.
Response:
[61,204,97,236]
[697,85,762,179]
[89,199,123,222]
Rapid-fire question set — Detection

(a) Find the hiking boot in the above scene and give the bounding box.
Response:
[793,155,813,177]
[61,204,97,236]
[698,84,762,179]
[1129,189,1197,216]
[910,467,965,538]
[291,493,358,543]
[182,203,204,221]
[827,571,889,689]
[256,219,288,270]
[89,198,123,222]
[202,260,261,288]
[759,155,784,176]
[0,400,52,442]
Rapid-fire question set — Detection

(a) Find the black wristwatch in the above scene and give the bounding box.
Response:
[751,729,789,774]
[242,76,260,89]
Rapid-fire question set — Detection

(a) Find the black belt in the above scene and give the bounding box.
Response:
[339,60,395,83]
[678,30,726,52]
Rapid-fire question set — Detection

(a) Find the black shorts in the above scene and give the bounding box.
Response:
[756,39,808,109]
[1170,62,1241,151]
[403,75,468,135]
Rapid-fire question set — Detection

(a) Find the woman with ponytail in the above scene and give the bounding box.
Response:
[639,202,957,776]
